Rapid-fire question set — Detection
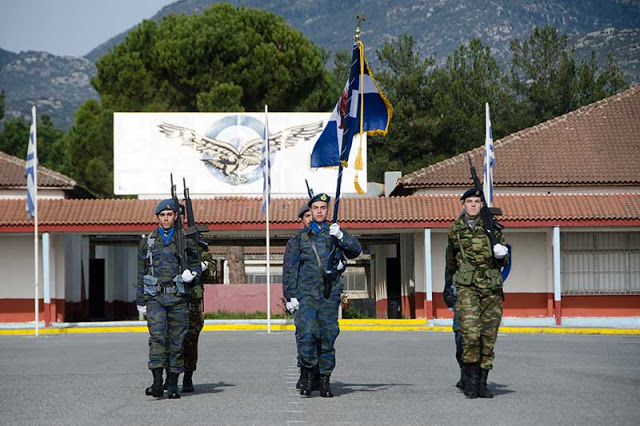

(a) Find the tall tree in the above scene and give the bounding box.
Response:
[93,3,338,113]
[429,38,516,155]
[61,100,113,197]
[509,26,628,125]
[368,35,437,181]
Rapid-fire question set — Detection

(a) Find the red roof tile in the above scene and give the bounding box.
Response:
[397,86,640,190]
[0,151,76,189]
[1,194,638,232]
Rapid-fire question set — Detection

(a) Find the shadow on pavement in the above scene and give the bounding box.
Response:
[182,381,235,396]
[490,382,515,396]
[332,381,412,396]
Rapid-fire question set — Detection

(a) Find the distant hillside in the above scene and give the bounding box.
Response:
[0,48,18,70]
[571,27,640,80]
[2,0,639,131]
[87,0,640,70]
[0,51,98,129]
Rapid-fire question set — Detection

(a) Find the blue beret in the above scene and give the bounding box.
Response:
[460,188,484,201]
[298,203,310,218]
[308,193,331,207]
[155,198,179,215]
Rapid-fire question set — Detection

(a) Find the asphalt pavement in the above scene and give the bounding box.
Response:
[0,330,638,425]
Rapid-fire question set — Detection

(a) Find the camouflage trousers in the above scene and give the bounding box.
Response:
[456,285,503,370]
[296,293,340,375]
[146,294,189,373]
[183,298,204,373]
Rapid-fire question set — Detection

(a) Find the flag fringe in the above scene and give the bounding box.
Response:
[354,172,365,194]
[360,40,394,137]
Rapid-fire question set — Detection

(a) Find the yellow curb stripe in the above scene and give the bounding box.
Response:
[2,325,638,336]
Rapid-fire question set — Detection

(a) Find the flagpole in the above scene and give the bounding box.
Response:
[32,106,39,337]
[264,104,271,334]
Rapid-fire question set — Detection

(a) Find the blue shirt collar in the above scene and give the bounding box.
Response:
[157,226,174,244]
[310,221,327,234]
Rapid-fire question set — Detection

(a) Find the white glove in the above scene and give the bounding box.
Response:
[201,260,209,271]
[493,243,508,259]
[181,269,197,283]
[285,298,300,313]
[329,223,344,240]
[337,260,346,271]
[137,305,147,315]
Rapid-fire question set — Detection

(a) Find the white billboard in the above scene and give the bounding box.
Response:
[113,112,367,196]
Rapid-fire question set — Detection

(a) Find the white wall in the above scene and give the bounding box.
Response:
[0,233,66,300]
[0,234,43,298]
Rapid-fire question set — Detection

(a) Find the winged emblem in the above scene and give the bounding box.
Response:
[157,120,323,185]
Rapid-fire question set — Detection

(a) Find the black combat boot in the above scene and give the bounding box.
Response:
[145,368,164,397]
[456,365,465,390]
[182,371,194,393]
[299,368,314,397]
[167,372,181,399]
[296,368,304,390]
[312,365,321,391]
[463,363,479,399]
[477,368,494,398]
[319,374,333,398]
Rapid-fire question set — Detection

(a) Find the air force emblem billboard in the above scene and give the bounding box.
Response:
[113,112,367,196]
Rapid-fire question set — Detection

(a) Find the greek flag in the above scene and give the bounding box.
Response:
[483,103,495,207]
[25,106,37,220]
[261,107,270,214]
[311,41,391,167]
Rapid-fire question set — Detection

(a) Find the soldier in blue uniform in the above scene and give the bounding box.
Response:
[136,199,201,399]
[286,193,361,397]
[283,203,312,390]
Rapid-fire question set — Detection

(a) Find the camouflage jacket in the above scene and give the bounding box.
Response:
[286,223,361,299]
[136,228,201,305]
[446,216,508,290]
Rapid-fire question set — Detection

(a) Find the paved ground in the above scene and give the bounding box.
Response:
[0,330,638,425]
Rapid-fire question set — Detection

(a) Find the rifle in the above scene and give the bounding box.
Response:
[170,174,209,285]
[466,155,503,247]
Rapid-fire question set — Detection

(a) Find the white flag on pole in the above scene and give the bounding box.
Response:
[26,107,37,219]
[483,103,494,207]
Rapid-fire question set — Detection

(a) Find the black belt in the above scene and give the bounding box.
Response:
[157,284,177,294]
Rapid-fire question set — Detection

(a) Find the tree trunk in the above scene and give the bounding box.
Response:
[225,246,246,284]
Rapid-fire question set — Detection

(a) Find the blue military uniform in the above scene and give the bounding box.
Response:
[137,199,201,399]
[286,194,361,397]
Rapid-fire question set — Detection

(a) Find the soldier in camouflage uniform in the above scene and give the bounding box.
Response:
[136,199,201,399]
[286,193,361,398]
[181,241,209,393]
[446,189,509,399]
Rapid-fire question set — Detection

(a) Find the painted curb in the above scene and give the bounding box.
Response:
[2,323,639,336]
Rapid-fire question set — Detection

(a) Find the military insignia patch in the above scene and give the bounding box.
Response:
[320,194,327,201]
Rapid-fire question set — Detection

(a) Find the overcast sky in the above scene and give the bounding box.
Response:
[0,0,176,57]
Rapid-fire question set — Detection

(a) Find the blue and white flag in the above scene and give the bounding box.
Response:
[483,102,494,207]
[311,40,392,168]
[261,106,270,214]
[25,106,37,220]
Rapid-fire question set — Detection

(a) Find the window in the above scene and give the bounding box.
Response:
[342,266,367,292]
[561,232,640,294]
